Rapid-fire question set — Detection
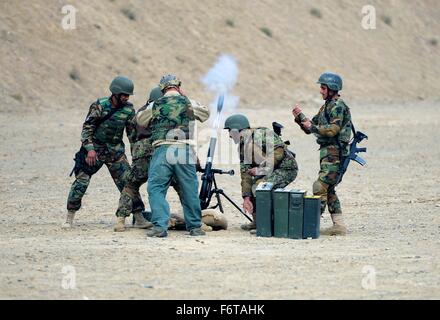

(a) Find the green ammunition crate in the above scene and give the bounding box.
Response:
[288,189,307,239]
[303,196,321,239]
[256,182,274,237]
[273,188,291,238]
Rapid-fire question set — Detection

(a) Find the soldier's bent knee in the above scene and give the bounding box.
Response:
[313,180,328,196]
[76,171,91,182]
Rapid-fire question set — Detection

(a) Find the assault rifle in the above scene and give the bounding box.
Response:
[198,94,253,222]
[337,129,368,184]
[272,121,290,145]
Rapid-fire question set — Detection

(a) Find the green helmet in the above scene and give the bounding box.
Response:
[159,74,181,91]
[317,72,343,91]
[224,114,250,131]
[148,86,163,102]
[109,76,134,95]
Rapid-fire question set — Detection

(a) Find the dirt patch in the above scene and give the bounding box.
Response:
[0,100,439,299]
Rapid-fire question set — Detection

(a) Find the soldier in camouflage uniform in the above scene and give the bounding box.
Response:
[292,72,352,236]
[224,114,298,232]
[63,76,150,229]
[136,74,210,237]
[113,87,164,232]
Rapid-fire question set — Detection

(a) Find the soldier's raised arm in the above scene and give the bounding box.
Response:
[190,99,210,123]
[136,106,153,128]
[310,103,344,137]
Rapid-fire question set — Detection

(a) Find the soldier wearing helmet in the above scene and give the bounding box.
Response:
[136,74,210,237]
[63,76,144,229]
[292,72,352,236]
[224,114,298,232]
[114,85,217,233]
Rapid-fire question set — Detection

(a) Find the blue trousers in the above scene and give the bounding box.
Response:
[147,145,202,231]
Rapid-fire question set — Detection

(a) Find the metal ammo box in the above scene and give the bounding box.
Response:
[303,196,321,239]
[288,189,307,239]
[273,188,291,238]
[255,182,274,237]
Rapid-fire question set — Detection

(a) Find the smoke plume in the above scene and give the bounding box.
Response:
[201,54,240,126]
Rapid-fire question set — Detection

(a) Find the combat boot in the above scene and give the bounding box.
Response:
[201,223,213,232]
[320,214,347,236]
[61,211,75,229]
[146,227,168,238]
[189,228,206,236]
[133,212,153,229]
[241,212,256,231]
[114,216,126,232]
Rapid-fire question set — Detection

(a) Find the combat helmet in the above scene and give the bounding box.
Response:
[148,86,163,102]
[224,114,250,131]
[159,74,181,91]
[317,72,343,91]
[109,76,134,95]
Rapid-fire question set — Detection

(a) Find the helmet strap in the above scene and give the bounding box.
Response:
[326,89,338,102]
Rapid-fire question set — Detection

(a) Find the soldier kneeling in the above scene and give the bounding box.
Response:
[224,114,298,233]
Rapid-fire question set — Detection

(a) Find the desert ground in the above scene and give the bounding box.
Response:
[1,0,439,300]
[0,99,439,300]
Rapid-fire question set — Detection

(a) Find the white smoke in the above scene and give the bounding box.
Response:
[199,54,240,166]
[201,54,240,126]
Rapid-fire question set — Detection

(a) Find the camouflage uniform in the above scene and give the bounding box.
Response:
[297,98,352,215]
[114,102,154,218]
[240,127,298,206]
[67,97,138,212]
[138,91,209,235]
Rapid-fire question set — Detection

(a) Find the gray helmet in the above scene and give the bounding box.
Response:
[159,74,181,91]
[317,72,343,91]
[109,76,134,95]
[224,114,250,131]
[148,86,163,102]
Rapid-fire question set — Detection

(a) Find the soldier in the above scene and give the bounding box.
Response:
[224,114,298,232]
[136,74,210,237]
[63,76,149,229]
[113,87,163,232]
[292,72,351,236]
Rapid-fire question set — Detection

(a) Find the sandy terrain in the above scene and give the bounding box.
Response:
[0,99,439,300]
[1,0,439,300]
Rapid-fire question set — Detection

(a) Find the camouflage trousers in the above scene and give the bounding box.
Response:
[67,155,133,212]
[114,155,182,218]
[115,156,150,218]
[251,155,299,200]
[313,145,342,215]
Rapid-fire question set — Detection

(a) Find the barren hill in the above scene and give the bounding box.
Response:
[1,0,439,112]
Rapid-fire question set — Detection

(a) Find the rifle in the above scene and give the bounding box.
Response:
[272,121,290,145]
[198,94,253,222]
[337,128,368,184]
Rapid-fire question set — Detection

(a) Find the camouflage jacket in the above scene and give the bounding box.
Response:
[136,91,210,147]
[297,98,352,155]
[239,127,294,197]
[130,102,154,161]
[149,94,195,143]
[81,97,136,161]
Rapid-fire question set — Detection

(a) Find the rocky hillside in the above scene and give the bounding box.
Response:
[1,0,439,112]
